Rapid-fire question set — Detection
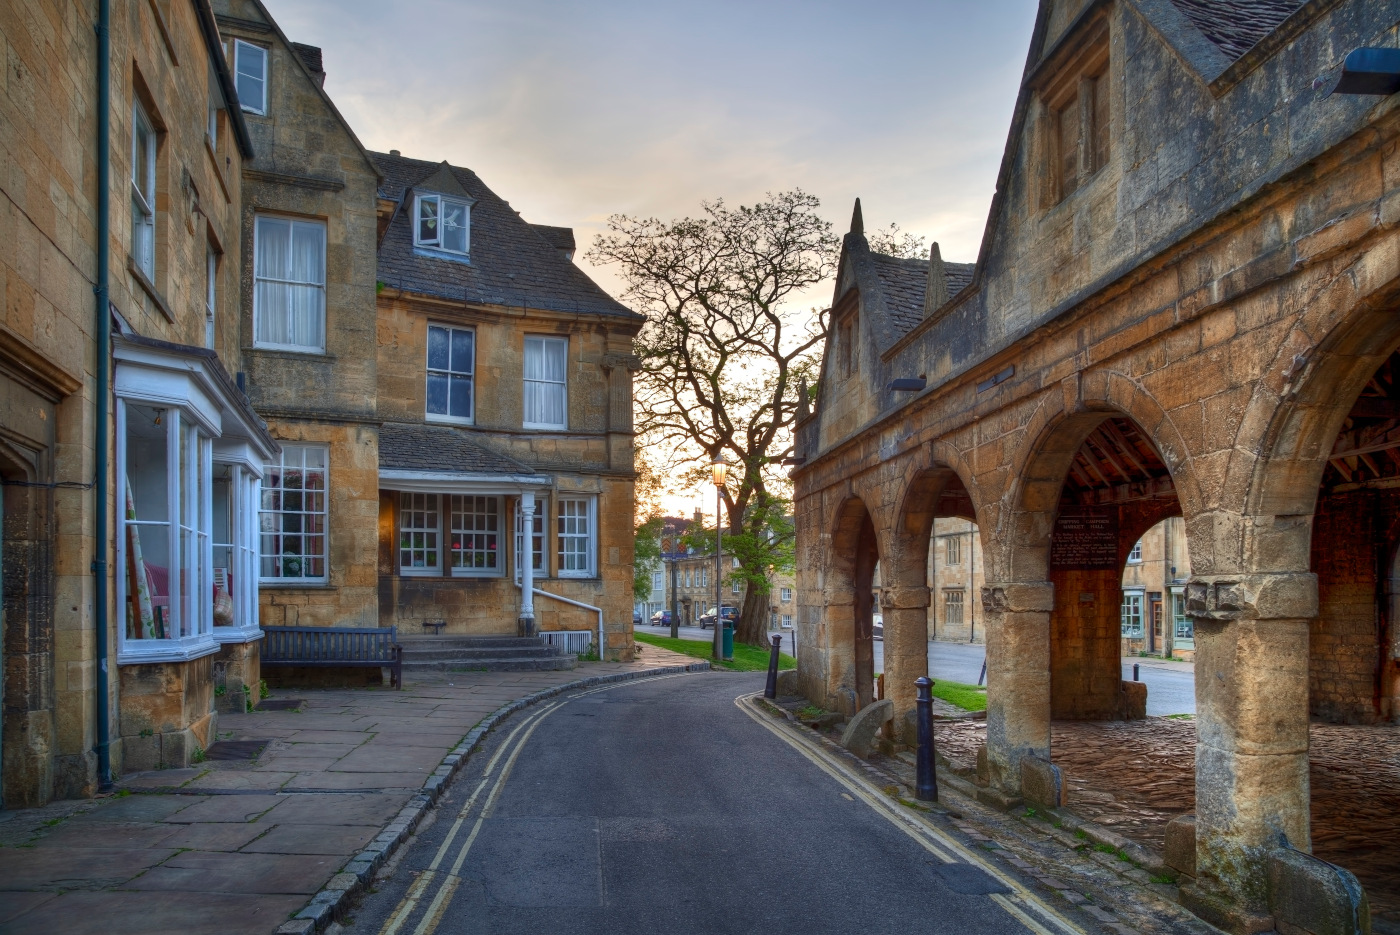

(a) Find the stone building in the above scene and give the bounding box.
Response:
[371,151,643,657]
[793,0,1400,927]
[0,0,271,802]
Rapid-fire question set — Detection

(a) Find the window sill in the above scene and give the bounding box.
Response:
[249,344,331,358]
[426,413,474,427]
[258,579,331,589]
[399,569,442,577]
[127,255,176,323]
[523,423,569,432]
[214,626,265,645]
[118,635,221,666]
[412,246,470,264]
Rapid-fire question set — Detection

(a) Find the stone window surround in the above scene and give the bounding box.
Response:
[523,335,569,431]
[1033,12,1110,209]
[252,214,327,354]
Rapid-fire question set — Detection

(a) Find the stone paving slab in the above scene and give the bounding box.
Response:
[0,644,701,935]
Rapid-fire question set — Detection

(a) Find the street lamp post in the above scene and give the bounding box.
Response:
[711,454,728,661]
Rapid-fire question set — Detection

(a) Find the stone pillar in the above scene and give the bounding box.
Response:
[981,581,1053,796]
[1185,572,1315,921]
[880,585,930,742]
[822,586,857,716]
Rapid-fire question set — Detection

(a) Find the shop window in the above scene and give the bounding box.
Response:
[399,492,440,575]
[131,100,157,278]
[946,536,961,565]
[234,40,267,115]
[260,445,327,582]
[117,402,215,659]
[450,495,500,575]
[513,496,548,580]
[944,589,965,627]
[557,497,595,577]
[1173,592,1193,643]
[254,215,326,352]
[415,193,470,255]
[1121,591,1144,638]
[426,324,474,422]
[212,461,260,634]
[523,336,567,429]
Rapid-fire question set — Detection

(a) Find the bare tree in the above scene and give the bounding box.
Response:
[589,190,839,646]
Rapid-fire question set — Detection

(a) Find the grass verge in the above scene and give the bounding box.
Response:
[928,679,987,712]
[635,632,796,672]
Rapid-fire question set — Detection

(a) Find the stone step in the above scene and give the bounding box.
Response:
[397,636,543,649]
[402,655,577,673]
[399,645,570,661]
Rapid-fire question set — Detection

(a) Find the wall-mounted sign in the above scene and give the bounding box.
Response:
[1050,507,1119,570]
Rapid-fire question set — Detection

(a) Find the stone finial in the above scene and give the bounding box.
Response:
[850,198,864,235]
[796,376,810,422]
[923,241,949,319]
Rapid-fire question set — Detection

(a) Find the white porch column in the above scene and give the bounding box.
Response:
[519,491,536,637]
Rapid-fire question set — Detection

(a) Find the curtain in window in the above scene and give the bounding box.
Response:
[255,218,325,350]
[523,337,566,426]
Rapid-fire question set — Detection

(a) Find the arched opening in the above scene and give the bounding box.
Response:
[827,496,880,715]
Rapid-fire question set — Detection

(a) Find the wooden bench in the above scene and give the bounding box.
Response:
[260,626,403,690]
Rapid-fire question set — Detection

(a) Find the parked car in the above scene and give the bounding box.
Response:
[872,613,884,641]
[633,610,643,626]
[699,606,738,629]
[649,610,672,627]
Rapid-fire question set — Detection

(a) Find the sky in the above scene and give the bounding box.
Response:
[264,0,1040,512]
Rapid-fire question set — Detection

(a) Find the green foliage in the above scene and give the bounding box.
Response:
[214,685,226,697]
[633,632,795,672]
[929,680,988,712]
[1074,828,1089,840]
[633,515,664,601]
[796,705,826,719]
[1150,872,1178,885]
[191,747,206,764]
[259,679,270,700]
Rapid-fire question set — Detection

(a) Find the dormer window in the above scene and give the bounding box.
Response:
[415,193,470,256]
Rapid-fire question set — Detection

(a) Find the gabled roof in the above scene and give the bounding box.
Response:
[1165,0,1304,61]
[372,151,640,321]
[867,253,975,336]
[378,422,535,475]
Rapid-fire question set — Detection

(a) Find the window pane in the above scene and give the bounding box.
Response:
[291,222,326,285]
[441,199,468,253]
[124,404,171,640]
[256,217,292,280]
[418,196,438,244]
[450,329,473,374]
[235,42,266,113]
[260,445,329,580]
[544,338,567,381]
[449,375,472,419]
[426,373,448,415]
[427,325,449,370]
[450,495,498,571]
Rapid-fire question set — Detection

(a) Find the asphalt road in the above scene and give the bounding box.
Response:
[343,671,1046,935]
[638,627,1196,716]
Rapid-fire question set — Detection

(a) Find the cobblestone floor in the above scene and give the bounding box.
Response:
[933,717,1400,929]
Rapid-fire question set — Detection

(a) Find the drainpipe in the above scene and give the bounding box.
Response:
[93,0,113,791]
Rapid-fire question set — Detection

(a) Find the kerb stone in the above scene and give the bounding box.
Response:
[1020,754,1066,810]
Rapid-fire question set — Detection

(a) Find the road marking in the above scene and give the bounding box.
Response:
[734,692,1088,935]
[374,671,698,935]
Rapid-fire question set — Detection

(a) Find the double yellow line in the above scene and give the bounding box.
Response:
[733,692,1088,935]
[376,674,692,935]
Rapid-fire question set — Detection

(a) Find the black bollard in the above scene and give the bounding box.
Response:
[915,676,938,802]
[764,635,782,699]
[1133,663,1140,682]
[977,659,987,687]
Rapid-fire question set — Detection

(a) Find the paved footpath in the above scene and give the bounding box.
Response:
[0,644,697,935]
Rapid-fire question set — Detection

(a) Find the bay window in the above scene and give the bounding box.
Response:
[415,193,470,255]
[212,461,260,636]
[117,402,215,660]
[523,336,567,429]
[399,492,441,575]
[254,215,326,352]
[557,497,595,578]
[426,324,474,422]
[260,445,328,582]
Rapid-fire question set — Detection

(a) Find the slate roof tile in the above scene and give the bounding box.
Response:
[378,422,535,475]
[370,151,638,321]
[1166,0,1304,61]
[868,252,976,335]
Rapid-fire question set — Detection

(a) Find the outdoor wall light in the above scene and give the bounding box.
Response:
[1329,47,1400,96]
[888,378,927,392]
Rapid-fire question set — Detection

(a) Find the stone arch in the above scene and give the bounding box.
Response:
[822,494,881,716]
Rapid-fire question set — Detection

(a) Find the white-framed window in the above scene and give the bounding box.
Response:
[399,492,440,575]
[414,193,470,255]
[450,495,500,575]
[946,536,961,565]
[212,461,259,634]
[1121,591,1144,637]
[732,556,740,568]
[1127,540,1143,563]
[557,497,595,578]
[781,614,793,628]
[205,245,218,349]
[523,336,567,429]
[131,100,156,278]
[234,40,267,115]
[1173,591,1193,644]
[117,401,214,657]
[513,496,548,581]
[731,580,741,595]
[259,445,327,582]
[426,324,474,422]
[254,215,326,352]
[944,589,965,627]
[780,587,792,603]
[207,96,219,147]
[684,570,691,588]
[652,570,663,591]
